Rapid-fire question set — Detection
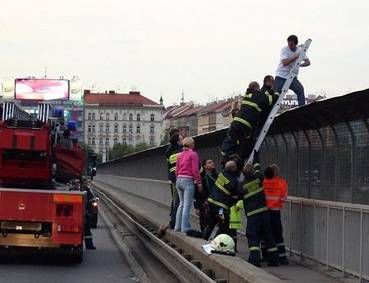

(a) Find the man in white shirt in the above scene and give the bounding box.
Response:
[275,35,311,106]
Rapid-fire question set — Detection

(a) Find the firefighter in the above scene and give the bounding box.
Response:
[165,128,183,229]
[203,158,243,241]
[229,200,243,252]
[240,152,279,267]
[80,177,96,250]
[221,79,278,162]
[254,76,279,139]
[263,165,288,264]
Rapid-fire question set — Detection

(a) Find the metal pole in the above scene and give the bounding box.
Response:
[289,200,293,256]
[359,209,363,282]
[342,207,346,277]
[326,206,330,269]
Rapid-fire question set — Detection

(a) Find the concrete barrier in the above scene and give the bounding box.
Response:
[95,174,172,206]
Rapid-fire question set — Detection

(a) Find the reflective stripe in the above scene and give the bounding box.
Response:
[215,182,231,195]
[244,187,263,199]
[267,247,278,252]
[207,198,229,210]
[169,153,179,164]
[233,117,252,129]
[241,100,262,112]
[84,235,92,239]
[170,167,176,172]
[279,253,287,257]
[268,94,273,106]
[269,207,281,211]
[276,243,285,247]
[265,196,281,200]
[249,246,260,251]
[247,206,268,217]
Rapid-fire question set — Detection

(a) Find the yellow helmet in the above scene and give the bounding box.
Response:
[210,234,235,253]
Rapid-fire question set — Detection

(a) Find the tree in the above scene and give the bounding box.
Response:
[108,142,152,160]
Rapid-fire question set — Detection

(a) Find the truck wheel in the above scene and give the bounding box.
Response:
[70,246,83,264]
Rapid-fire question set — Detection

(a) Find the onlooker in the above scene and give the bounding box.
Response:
[263,164,289,264]
[194,159,218,233]
[275,35,311,106]
[175,137,201,233]
[165,128,183,229]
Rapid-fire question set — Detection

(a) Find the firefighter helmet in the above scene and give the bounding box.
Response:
[210,234,235,253]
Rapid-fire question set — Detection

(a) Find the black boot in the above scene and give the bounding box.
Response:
[85,238,96,250]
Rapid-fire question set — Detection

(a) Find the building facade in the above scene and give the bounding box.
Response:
[84,90,164,154]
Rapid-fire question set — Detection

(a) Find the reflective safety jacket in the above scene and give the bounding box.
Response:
[229,200,244,229]
[207,171,241,211]
[233,88,278,132]
[263,176,288,210]
[165,143,182,183]
[240,162,268,217]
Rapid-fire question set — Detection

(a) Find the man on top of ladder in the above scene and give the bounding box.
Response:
[274,35,311,106]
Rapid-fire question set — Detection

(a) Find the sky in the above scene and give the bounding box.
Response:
[1,0,368,105]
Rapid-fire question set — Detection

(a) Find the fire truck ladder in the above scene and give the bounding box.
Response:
[1,101,30,121]
[247,38,312,163]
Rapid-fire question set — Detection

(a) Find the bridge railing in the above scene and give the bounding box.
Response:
[281,196,369,281]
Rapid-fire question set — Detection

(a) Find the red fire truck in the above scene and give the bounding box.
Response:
[0,101,86,263]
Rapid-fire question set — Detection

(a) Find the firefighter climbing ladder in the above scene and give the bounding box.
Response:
[247,38,312,163]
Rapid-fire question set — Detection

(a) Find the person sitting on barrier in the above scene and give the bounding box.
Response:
[240,151,279,267]
[194,159,218,233]
[174,137,202,233]
[165,128,183,229]
[262,164,288,264]
[203,156,243,241]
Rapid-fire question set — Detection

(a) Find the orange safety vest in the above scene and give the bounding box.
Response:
[263,176,288,210]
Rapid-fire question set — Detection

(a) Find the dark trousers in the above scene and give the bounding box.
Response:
[246,211,278,266]
[274,76,305,106]
[229,228,238,252]
[199,205,208,233]
[221,122,254,162]
[169,182,179,229]
[270,210,287,262]
[203,204,230,240]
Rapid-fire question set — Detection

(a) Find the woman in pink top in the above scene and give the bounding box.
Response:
[175,137,202,233]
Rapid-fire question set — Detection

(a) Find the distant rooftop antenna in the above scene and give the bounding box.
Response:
[44,66,47,78]
[181,90,184,105]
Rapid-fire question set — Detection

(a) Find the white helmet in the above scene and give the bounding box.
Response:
[210,234,235,253]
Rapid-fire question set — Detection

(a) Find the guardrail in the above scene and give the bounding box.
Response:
[281,196,369,282]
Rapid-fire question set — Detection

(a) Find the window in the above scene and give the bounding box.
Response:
[122,137,127,145]
[136,125,140,134]
[105,138,109,145]
[137,114,140,121]
[114,113,118,121]
[99,123,103,133]
[92,137,96,145]
[129,124,133,134]
[123,113,127,120]
[106,123,110,133]
[129,113,133,121]
[92,113,96,120]
[106,113,110,121]
[88,113,92,120]
[150,125,155,134]
[92,125,96,133]
[150,114,155,121]
[123,124,127,133]
[99,113,104,120]
[88,137,91,145]
[99,138,103,145]
[114,124,118,133]
[114,137,118,145]
[88,125,91,133]
[150,136,155,145]
[136,135,141,141]
[128,136,133,144]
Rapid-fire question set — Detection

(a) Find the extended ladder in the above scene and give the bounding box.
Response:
[247,38,312,163]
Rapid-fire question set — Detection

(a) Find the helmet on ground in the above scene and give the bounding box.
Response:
[210,234,235,253]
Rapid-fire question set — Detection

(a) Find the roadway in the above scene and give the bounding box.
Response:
[0,220,136,283]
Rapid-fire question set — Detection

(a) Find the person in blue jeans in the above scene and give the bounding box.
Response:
[175,137,202,233]
[274,35,311,106]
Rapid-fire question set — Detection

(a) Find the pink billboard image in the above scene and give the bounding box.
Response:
[15,79,69,100]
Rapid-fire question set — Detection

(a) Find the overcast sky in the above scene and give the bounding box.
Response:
[1,0,368,105]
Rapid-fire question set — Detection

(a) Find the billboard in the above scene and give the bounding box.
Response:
[15,79,69,101]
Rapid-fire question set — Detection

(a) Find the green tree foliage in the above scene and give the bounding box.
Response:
[108,142,153,160]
